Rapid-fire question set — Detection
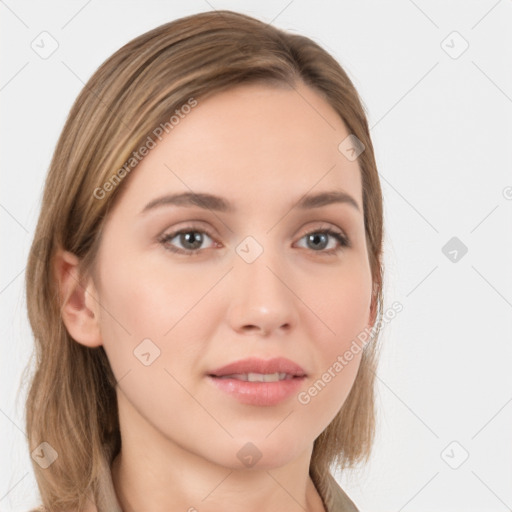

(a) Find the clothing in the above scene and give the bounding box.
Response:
[311,470,360,512]
[29,459,359,512]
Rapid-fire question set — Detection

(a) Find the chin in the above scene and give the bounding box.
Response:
[217,435,310,471]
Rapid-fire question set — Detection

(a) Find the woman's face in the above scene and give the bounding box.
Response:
[91,81,374,469]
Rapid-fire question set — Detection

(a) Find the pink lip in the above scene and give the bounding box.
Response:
[207,357,307,407]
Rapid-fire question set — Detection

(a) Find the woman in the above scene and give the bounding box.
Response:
[25,9,384,512]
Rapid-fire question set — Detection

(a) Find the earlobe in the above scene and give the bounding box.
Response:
[54,248,103,348]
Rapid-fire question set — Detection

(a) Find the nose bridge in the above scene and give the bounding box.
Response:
[227,233,298,335]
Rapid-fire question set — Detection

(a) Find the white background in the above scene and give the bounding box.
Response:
[1,1,511,511]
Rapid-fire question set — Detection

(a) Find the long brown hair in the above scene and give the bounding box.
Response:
[24,10,384,510]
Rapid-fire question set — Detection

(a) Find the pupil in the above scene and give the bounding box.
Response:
[308,233,327,250]
[182,232,202,249]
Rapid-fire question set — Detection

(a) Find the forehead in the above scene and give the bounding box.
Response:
[111,81,363,214]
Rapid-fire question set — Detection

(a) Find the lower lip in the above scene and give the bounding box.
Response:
[207,375,306,406]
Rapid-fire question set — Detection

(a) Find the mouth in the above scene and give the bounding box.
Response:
[207,357,307,406]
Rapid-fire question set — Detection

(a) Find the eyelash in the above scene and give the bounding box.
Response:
[157,224,351,257]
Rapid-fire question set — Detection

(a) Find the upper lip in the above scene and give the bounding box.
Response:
[209,357,307,377]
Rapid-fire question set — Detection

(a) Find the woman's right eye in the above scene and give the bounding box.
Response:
[158,227,218,256]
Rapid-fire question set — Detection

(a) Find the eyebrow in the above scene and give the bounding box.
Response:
[140,189,361,215]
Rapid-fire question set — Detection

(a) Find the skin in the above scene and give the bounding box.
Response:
[56,80,375,512]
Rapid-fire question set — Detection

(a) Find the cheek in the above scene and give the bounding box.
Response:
[95,251,224,388]
[305,258,372,353]
[293,261,371,428]
[97,251,208,339]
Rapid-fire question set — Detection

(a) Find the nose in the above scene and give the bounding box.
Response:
[226,245,299,338]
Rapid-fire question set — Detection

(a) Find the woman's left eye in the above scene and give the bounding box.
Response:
[294,229,350,254]
[158,226,350,256]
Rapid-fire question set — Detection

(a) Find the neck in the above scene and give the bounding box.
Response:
[110,429,326,512]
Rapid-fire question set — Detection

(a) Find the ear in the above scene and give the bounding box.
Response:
[54,248,103,348]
